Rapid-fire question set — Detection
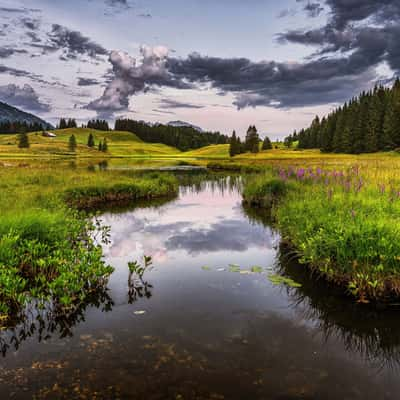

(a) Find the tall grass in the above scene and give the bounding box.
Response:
[243,161,400,302]
[0,163,178,322]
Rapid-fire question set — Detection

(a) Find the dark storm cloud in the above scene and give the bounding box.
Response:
[0,47,27,59]
[21,18,41,31]
[158,98,205,109]
[0,83,50,112]
[0,64,36,78]
[0,7,37,13]
[88,0,399,116]
[78,77,100,86]
[48,24,108,60]
[281,0,400,72]
[167,52,376,108]
[303,2,324,17]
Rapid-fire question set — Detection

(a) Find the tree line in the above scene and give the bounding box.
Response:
[287,79,400,153]
[58,118,77,129]
[229,126,272,157]
[86,119,110,131]
[115,119,229,151]
[0,121,46,134]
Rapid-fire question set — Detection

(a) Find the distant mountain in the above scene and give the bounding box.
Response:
[0,102,53,129]
[167,120,204,132]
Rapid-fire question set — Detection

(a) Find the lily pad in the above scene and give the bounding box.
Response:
[267,274,302,288]
[229,264,241,273]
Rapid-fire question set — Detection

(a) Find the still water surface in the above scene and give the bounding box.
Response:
[1,177,400,399]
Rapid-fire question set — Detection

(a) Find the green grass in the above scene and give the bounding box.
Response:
[0,164,179,323]
[0,128,181,158]
[243,164,400,303]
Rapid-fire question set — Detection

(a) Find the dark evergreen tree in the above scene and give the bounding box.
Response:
[245,125,260,153]
[87,119,109,131]
[87,133,95,148]
[262,136,272,150]
[115,119,229,151]
[59,118,67,129]
[229,130,238,157]
[18,131,30,149]
[102,138,108,152]
[98,141,103,152]
[284,80,400,154]
[69,134,77,152]
[0,120,45,134]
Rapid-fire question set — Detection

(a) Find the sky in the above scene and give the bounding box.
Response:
[0,0,398,139]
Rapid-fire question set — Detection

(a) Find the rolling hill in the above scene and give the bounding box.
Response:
[0,128,181,157]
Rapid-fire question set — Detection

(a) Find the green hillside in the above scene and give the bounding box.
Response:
[0,128,180,157]
[183,144,230,158]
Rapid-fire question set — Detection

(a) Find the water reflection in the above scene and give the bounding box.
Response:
[1,174,400,399]
[0,288,113,357]
[274,242,400,371]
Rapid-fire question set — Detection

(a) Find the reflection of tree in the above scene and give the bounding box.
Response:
[178,172,243,196]
[128,277,153,304]
[0,287,113,357]
[241,202,277,230]
[128,257,153,304]
[277,242,400,371]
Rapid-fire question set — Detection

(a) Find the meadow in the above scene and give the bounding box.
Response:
[0,128,180,158]
[2,126,400,318]
[0,162,178,324]
[242,157,400,303]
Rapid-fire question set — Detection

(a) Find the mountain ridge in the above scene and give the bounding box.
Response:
[0,101,53,129]
[167,120,204,132]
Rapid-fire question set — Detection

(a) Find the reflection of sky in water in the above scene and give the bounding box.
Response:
[1,180,400,399]
[101,184,279,263]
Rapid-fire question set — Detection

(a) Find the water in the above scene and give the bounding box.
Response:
[1,176,400,399]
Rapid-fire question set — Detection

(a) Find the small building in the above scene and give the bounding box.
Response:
[42,131,57,138]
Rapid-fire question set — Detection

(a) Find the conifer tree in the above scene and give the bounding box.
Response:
[18,131,30,149]
[87,133,95,148]
[102,138,108,152]
[69,134,77,152]
[245,125,260,153]
[262,136,272,150]
[229,131,238,157]
[98,141,103,152]
[59,118,67,129]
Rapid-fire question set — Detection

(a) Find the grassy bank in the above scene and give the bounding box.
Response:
[0,163,178,323]
[243,163,400,303]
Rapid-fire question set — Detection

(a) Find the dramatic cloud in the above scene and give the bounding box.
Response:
[281,0,400,71]
[0,83,50,112]
[21,18,40,31]
[167,52,376,108]
[48,24,108,60]
[87,46,192,117]
[78,77,100,86]
[303,2,324,17]
[0,47,27,59]
[158,98,205,109]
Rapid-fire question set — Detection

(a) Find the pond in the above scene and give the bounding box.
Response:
[1,175,400,399]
